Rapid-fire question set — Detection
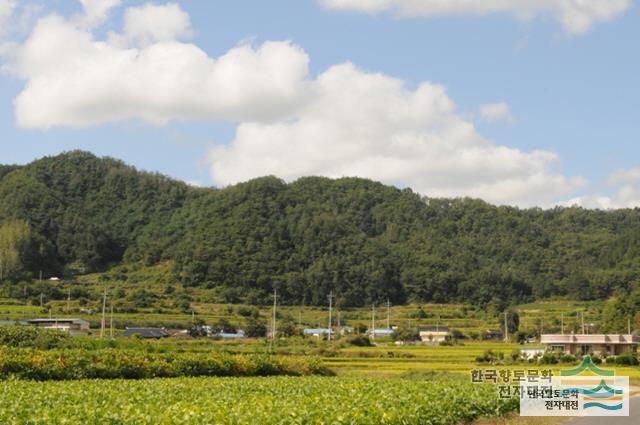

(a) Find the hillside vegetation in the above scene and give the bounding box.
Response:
[1,151,640,308]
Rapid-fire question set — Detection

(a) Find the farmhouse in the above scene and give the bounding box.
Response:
[541,334,640,356]
[367,328,395,338]
[303,328,334,337]
[27,318,90,336]
[123,328,170,339]
[418,326,450,343]
[217,330,245,339]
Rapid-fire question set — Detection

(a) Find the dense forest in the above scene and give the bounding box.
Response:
[1,151,639,307]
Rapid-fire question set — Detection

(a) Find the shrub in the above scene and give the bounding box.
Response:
[0,326,71,350]
[0,347,330,381]
[613,354,639,365]
[345,335,372,347]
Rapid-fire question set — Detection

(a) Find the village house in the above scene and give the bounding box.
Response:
[27,318,90,336]
[303,328,334,337]
[418,326,450,343]
[367,328,395,338]
[541,333,640,356]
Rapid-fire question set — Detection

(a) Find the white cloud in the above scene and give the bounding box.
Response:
[0,0,16,34]
[10,4,310,128]
[207,63,585,207]
[319,0,631,34]
[77,0,121,28]
[479,102,512,123]
[6,0,588,207]
[119,3,192,46]
[565,167,640,209]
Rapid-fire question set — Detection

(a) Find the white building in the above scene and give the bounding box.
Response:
[418,326,450,343]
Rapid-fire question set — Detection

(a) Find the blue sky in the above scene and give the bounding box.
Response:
[0,0,638,208]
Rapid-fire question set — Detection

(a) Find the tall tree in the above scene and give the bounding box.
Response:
[0,219,30,281]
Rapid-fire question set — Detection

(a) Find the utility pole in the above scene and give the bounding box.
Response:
[328,291,334,342]
[269,289,277,351]
[110,305,114,339]
[40,293,43,308]
[561,313,564,335]
[386,298,391,330]
[504,311,508,342]
[581,311,585,335]
[67,287,71,313]
[628,317,632,335]
[371,304,376,340]
[100,287,107,339]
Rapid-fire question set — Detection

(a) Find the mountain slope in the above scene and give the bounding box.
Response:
[1,151,639,307]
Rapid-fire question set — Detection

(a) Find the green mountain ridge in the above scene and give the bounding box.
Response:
[1,151,639,307]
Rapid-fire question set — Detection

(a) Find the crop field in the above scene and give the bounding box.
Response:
[0,376,517,425]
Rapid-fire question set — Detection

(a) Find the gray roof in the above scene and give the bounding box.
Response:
[27,318,89,325]
[418,326,450,332]
[303,328,334,334]
[0,320,29,325]
[123,328,169,338]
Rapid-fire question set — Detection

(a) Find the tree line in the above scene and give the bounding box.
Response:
[1,151,640,308]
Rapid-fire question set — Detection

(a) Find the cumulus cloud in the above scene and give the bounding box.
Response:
[118,3,192,46]
[479,102,512,123]
[9,3,309,128]
[0,0,16,35]
[567,167,640,209]
[319,0,631,34]
[77,0,121,28]
[6,0,587,206]
[207,63,586,207]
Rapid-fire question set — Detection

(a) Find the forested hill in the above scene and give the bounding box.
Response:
[1,151,640,307]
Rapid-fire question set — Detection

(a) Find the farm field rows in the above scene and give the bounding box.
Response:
[0,376,517,425]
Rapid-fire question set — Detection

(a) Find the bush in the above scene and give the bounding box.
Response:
[0,326,71,350]
[613,354,639,365]
[0,347,332,381]
[539,354,559,365]
[344,335,372,347]
[475,350,501,363]
[559,354,577,363]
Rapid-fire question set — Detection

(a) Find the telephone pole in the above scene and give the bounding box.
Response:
[581,311,585,335]
[67,287,71,313]
[371,304,376,340]
[269,289,277,351]
[100,287,107,339]
[110,305,114,339]
[561,313,564,335]
[328,291,334,342]
[386,299,391,329]
[504,311,508,342]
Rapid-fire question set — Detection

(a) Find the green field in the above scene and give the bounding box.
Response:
[0,376,517,425]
